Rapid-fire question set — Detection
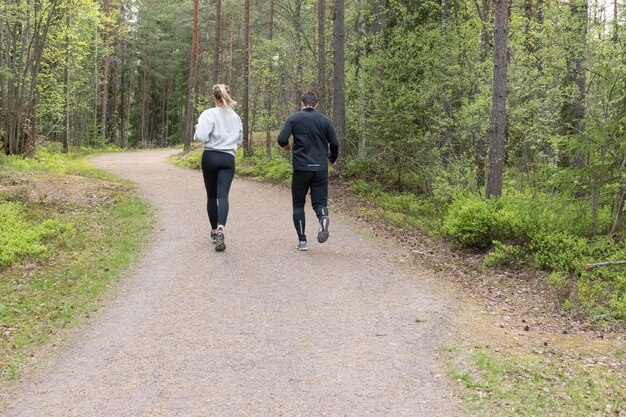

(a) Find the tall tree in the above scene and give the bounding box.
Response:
[243,0,251,156]
[332,0,345,162]
[571,0,588,168]
[317,0,326,112]
[486,0,509,198]
[184,0,200,152]
[265,0,276,157]
[1,0,61,155]
[475,0,492,189]
[63,0,72,153]
[100,0,112,140]
[213,0,222,85]
[295,0,304,97]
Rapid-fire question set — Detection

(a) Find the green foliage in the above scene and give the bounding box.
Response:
[531,232,586,272]
[0,148,153,381]
[236,149,292,184]
[171,146,293,184]
[484,241,528,268]
[449,347,626,416]
[348,177,441,232]
[577,243,626,320]
[0,146,120,177]
[442,194,497,249]
[0,202,72,268]
[349,179,382,197]
[170,147,203,170]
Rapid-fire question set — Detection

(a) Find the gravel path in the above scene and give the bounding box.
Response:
[2,149,466,416]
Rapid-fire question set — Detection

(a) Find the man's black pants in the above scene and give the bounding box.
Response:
[291,169,328,241]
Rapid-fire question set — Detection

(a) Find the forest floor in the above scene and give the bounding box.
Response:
[1,149,623,416]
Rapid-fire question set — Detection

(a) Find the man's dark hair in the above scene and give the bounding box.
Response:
[301,91,319,107]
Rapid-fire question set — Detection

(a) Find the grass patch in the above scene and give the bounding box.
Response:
[349,179,443,233]
[447,345,626,416]
[170,143,293,184]
[0,149,153,383]
[0,202,73,268]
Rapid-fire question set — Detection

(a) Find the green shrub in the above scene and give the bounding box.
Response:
[484,240,528,267]
[531,231,586,271]
[578,268,626,321]
[265,160,292,182]
[233,150,292,183]
[342,157,385,182]
[171,148,202,170]
[0,202,72,268]
[350,179,383,198]
[442,194,496,248]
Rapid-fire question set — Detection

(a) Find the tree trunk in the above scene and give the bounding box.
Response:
[213,0,222,85]
[609,155,626,237]
[572,0,587,153]
[243,0,251,157]
[295,0,303,97]
[110,39,120,146]
[332,0,345,162]
[184,0,200,152]
[486,0,509,198]
[100,0,111,141]
[2,0,59,155]
[370,0,386,35]
[560,0,587,168]
[225,26,234,95]
[317,0,327,112]
[140,56,149,147]
[265,0,275,158]
[356,1,366,158]
[119,35,129,149]
[63,2,71,153]
[474,0,491,189]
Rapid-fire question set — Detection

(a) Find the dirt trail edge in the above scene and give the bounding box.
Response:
[1,149,466,416]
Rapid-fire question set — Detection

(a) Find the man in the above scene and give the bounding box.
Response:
[277,91,339,251]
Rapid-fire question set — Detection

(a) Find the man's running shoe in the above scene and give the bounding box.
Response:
[215,229,226,252]
[317,216,329,243]
[296,241,308,251]
[210,231,217,244]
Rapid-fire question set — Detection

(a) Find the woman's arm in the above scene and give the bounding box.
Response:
[194,111,215,143]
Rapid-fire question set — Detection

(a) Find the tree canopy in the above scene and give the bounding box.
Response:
[1,0,625,236]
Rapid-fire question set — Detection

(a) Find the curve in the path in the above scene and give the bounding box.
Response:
[1,149,466,417]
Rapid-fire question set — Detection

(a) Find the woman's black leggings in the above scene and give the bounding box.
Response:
[201,150,236,229]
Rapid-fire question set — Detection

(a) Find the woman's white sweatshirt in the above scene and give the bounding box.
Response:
[193,107,243,156]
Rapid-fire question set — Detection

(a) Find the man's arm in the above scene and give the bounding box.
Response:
[277,117,293,150]
[326,121,339,164]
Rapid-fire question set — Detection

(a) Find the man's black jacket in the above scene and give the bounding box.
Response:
[277,107,339,171]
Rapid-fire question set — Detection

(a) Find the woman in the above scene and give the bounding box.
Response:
[194,84,243,252]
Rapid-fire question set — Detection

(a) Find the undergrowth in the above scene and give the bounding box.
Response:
[447,346,625,416]
[0,147,153,382]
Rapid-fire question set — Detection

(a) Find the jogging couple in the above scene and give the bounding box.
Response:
[193,86,339,252]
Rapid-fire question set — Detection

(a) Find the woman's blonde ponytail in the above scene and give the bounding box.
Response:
[213,84,237,109]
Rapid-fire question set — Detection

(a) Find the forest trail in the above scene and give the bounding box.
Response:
[1,149,466,416]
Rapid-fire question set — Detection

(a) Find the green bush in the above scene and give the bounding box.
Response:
[232,150,293,183]
[531,231,586,272]
[171,148,202,170]
[484,240,528,267]
[578,268,626,321]
[0,202,72,268]
[265,160,292,182]
[442,194,497,248]
[342,157,385,182]
[350,179,383,198]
